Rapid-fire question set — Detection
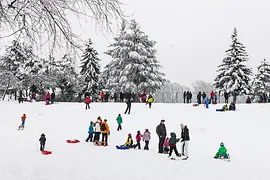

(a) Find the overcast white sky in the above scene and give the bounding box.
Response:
[2,0,270,87]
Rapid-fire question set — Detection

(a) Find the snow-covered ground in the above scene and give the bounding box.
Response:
[0,101,269,180]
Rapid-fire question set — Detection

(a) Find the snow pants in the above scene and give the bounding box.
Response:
[85,103,90,110]
[94,132,101,142]
[158,137,165,153]
[86,133,93,142]
[144,141,149,150]
[40,143,45,151]
[117,124,122,131]
[124,105,131,114]
[134,141,141,149]
[169,146,179,156]
[101,133,108,145]
[181,141,189,157]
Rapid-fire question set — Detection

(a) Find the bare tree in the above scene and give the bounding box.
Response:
[155,81,190,103]
[192,80,212,95]
[0,0,123,51]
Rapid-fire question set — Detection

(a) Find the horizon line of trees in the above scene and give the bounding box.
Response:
[0,20,166,102]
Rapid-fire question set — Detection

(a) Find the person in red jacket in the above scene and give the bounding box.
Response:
[101,91,105,102]
[134,130,143,149]
[85,96,91,110]
[210,91,215,104]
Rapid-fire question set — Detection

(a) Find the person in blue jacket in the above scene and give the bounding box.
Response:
[86,121,94,142]
[205,97,210,109]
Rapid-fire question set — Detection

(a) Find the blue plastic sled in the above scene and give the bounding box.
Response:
[116,145,130,150]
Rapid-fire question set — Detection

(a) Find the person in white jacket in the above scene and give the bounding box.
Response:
[143,129,151,150]
[93,119,101,145]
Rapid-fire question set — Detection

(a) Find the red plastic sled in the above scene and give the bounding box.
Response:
[42,150,52,155]
[67,139,80,143]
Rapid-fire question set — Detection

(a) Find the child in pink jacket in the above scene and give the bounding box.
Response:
[163,137,169,154]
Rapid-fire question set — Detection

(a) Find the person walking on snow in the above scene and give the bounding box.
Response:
[143,129,151,150]
[39,133,46,151]
[180,124,190,159]
[85,96,91,110]
[168,132,181,158]
[86,121,94,142]
[116,114,123,131]
[100,119,110,146]
[21,114,26,128]
[134,131,143,149]
[147,94,154,108]
[156,119,167,153]
[124,99,132,114]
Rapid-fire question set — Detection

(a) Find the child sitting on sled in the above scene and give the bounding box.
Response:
[117,134,134,149]
[216,104,228,112]
[214,142,229,159]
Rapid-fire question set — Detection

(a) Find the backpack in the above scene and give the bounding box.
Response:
[100,123,106,131]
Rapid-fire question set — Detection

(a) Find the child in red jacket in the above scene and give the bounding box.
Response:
[134,131,143,149]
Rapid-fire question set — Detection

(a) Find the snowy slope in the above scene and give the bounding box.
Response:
[0,101,270,180]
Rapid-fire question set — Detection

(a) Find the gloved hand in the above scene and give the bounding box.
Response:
[108,132,110,135]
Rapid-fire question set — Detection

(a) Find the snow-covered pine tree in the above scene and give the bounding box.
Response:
[52,54,79,101]
[105,20,166,94]
[212,28,252,103]
[252,59,270,95]
[0,40,37,98]
[80,39,101,95]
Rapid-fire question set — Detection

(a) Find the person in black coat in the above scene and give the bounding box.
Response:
[183,91,186,103]
[39,133,46,151]
[120,92,124,102]
[124,99,132,114]
[224,92,229,104]
[197,92,202,104]
[51,92,55,104]
[180,124,190,158]
[202,92,207,103]
[156,120,167,153]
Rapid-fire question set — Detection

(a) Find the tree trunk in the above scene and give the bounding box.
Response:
[233,92,237,103]
[14,89,17,100]
[1,79,10,100]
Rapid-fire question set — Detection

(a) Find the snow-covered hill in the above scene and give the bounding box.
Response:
[0,101,269,180]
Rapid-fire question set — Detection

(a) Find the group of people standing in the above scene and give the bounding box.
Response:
[45,92,56,105]
[85,116,110,146]
[156,120,190,159]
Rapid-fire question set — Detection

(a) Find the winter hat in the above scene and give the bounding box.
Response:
[137,130,140,134]
[145,129,149,132]
[41,133,45,136]
[128,133,132,137]
[104,119,107,122]
[161,119,165,122]
[220,142,224,146]
[180,123,185,129]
